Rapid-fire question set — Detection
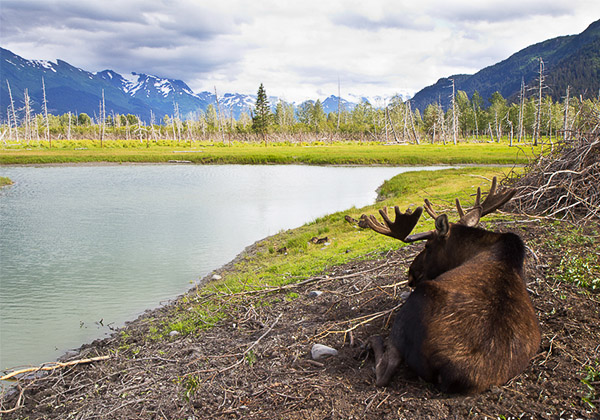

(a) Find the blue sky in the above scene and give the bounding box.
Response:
[1,0,598,102]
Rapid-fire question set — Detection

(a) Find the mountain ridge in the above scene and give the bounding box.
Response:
[408,19,600,112]
[0,47,366,123]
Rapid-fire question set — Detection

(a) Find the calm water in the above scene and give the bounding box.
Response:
[0,164,447,370]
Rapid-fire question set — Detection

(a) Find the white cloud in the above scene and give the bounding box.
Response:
[1,0,598,102]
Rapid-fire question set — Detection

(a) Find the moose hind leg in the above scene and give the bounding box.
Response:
[369,336,401,387]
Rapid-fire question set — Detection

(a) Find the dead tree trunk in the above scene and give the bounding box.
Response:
[100,90,106,147]
[214,86,226,145]
[42,77,51,146]
[517,78,525,143]
[336,78,341,131]
[472,101,479,139]
[533,58,544,146]
[67,111,72,141]
[450,79,458,145]
[7,80,19,142]
[385,107,400,143]
[563,86,570,142]
[23,89,32,143]
[407,101,420,145]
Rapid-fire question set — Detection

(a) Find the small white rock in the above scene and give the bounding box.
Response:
[308,290,323,298]
[311,343,338,360]
[212,274,222,281]
[169,330,180,337]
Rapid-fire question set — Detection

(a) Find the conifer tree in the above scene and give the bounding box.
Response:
[253,83,271,146]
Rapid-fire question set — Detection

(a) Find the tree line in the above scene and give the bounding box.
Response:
[3,75,599,146]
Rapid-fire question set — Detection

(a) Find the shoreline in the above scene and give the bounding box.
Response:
[0,166,516,374]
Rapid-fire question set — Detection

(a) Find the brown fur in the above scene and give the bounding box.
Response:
[372,217,541,393]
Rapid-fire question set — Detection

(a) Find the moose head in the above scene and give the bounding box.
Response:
[360,177,540,393]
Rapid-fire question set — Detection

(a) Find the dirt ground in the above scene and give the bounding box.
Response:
[2,218,599,420]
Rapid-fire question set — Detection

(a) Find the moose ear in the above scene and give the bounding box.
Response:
[435,214,450,238]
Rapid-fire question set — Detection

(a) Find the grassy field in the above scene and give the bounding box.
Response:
[0,140,538,165]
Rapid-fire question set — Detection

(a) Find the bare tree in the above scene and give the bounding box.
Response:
[173,102,182,142]
[5,106,12,142]
[42,77,51,146]
[532,58,545,146]
[149,110,156,144]
[23,88,32,143]
[214,86,226,144]
[385,106,400,143]
[563,86,571,141]
[99,90,106,147]
[407,101,420,144]
[6,80,19,142]
[437,98,447,145]
[450,79,458,145]
[472,99,479,139]
[517,77,525,143]
[337,77,341,131]
[505,112,513,146]
[67,111,72,141]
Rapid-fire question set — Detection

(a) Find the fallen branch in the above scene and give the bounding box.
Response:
[1,355,110,381]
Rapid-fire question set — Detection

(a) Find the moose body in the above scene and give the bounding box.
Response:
[362,178,541,393]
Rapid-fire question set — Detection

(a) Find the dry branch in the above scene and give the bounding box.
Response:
[507,114,600,224]
[1,355,110,382]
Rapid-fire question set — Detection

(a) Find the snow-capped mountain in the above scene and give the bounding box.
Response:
[0,47,369,123]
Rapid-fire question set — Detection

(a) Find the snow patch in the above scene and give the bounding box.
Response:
[155,79,173,97]
[32,59,57,72]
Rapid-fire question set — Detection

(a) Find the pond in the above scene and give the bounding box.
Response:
[0,164,449,371]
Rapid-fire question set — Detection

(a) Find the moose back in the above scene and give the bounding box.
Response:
[360,178,540,393]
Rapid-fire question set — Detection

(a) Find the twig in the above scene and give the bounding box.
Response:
[1,355,110,381]
[316,302,404,340]
[191,313,283,376]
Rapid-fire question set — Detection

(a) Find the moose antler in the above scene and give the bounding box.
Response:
[359,177,515,242]
[359,206,427,242]
[455,177,516,226]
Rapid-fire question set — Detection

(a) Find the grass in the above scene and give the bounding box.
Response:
[542,223,600,291]
[0,176,13,187]
[581,360,600,409]
[0,140,538,166]
[145,167,517,340]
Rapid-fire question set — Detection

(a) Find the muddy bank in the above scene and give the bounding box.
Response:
[1,218,599,419]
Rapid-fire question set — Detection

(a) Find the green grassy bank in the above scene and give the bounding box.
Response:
[0,141,537,165]
[155,166,518,337]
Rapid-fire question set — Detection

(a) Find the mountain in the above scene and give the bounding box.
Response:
[321,95,356,114]
[409,19,600,112]
[0,48,363,123]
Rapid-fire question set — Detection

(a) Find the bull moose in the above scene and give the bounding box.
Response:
[360,178,540,393]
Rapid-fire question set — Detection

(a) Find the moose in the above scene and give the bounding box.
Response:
[360,178,540,393]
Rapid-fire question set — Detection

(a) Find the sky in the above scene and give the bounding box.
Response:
[1,0,599,103]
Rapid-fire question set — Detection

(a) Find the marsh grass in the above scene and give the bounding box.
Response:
[0,140,537,165]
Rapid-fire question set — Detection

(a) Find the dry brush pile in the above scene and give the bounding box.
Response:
[507,107,600,223]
